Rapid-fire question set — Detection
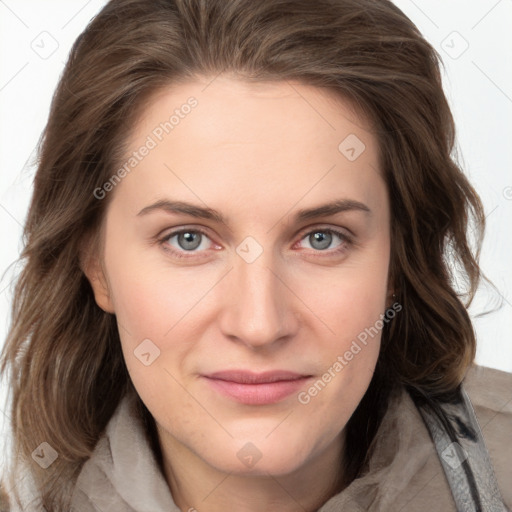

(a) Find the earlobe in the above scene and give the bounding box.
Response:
[79,235,115,314]
[386,288,397,309]
[85,264,115,314]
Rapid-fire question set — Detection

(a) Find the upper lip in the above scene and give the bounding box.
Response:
[204,370,311,384]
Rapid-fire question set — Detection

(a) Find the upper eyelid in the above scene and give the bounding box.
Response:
[296,224,352,239]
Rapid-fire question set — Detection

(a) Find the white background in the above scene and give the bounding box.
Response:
[1,0,511,456]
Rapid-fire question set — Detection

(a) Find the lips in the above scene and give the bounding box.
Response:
[203,370,313,405]
[206,370,309,384]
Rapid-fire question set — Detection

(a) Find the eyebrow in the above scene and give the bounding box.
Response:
[137,198,371,225]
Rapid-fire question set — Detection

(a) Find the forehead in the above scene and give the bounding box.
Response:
[113,76,384,220]
[131,75,375,151]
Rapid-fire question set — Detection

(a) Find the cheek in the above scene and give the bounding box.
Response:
[295,278,386,437]
[103,245,215,392]
[298,256,390,347]
[107,267,196,408]
[293,246,390,404]
[108,273,172,339]
[104,233,203,340]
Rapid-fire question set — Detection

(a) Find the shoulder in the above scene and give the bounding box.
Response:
[463,364,512,423]
[464,364,512,401]
[463,364,512,508]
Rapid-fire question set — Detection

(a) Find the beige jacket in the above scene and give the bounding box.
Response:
[2,364,511,511]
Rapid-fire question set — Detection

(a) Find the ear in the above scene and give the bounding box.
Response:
[386,281,396,309]
[386,289,396,309]
[79,231,115,314]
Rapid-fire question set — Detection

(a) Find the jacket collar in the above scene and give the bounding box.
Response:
[71,390,179,511]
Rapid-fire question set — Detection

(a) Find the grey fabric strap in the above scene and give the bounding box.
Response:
[409,384,509,512]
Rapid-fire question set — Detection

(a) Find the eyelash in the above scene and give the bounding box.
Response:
[157,226,354,260]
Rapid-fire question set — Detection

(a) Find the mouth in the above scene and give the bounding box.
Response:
[202,370,313,405]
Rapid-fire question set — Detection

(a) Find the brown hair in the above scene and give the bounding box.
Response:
[0,0,485,509]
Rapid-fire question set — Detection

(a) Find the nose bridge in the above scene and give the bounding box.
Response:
[220,244,295,348]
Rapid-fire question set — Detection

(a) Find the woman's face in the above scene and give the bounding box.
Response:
[88,76,391,477]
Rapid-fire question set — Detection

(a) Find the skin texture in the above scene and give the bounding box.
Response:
[84,75,392,512]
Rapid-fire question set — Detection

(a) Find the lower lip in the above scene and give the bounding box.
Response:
[203,377,312,405]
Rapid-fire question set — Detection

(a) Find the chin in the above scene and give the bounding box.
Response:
[200,436,313,477]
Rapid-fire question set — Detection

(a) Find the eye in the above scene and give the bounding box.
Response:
[296,227,352,255]
[159,228,216,258]
[158,226,353,260]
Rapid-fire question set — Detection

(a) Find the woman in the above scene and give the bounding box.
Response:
[1,0,510,511]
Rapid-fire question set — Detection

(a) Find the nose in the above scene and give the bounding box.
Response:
[217,250,300,350]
